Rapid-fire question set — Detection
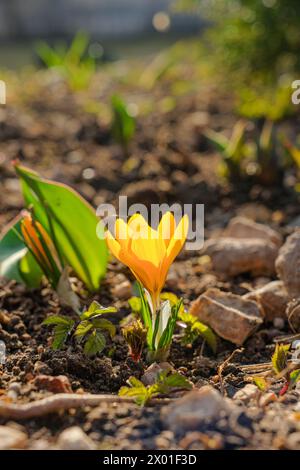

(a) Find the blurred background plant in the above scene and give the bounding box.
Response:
[36,31,97,91]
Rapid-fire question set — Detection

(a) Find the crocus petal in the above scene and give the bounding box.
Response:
[159,214,189,286]
[105,230,121,260]
[158,211,176,247]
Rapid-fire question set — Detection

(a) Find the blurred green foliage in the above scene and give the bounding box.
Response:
[36,31,96,91]
[177,0,300,120]
[111,94,136,156]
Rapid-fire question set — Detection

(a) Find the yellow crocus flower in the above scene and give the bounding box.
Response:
[106,212,189,313]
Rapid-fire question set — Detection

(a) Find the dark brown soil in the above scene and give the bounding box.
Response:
[1,68,300,450]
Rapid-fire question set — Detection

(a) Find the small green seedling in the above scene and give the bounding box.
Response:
[111,95,135,157]
[119,370,193,406]
[177,311,217,353]
[36,31,96,91]
[252,344,300,397]
[204,120,248,181]
[43,301,117,356]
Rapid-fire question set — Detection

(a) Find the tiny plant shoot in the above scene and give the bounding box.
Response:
[43,301,117,356]
[36,31,96,91]
[105,212,189,362]
[119,370,193,406]
[111,94,135,158]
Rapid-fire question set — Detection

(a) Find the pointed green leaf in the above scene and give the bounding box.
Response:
[14,164,108,292]
[83,330,106,356]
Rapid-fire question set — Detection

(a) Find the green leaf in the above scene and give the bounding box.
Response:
[178,311,217,353]
[111,94,135,148]
[14,164,108,292]
[160,371,193,391]
[289,369,300,388]
[74,320,93,338]
[272,343,290,375]
[128,296,142,314]
[91,318,116,338]
[0,216,43,287]
[43,315,74,326]
[83,330,106,356]
[118,372,192,406]
[253,376,269,392]
[81,301,117,320]
[52,324,71,350]
[137,283,152,343]
[191,320,217,353]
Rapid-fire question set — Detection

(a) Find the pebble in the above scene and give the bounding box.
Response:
[56,426,97,450]
[162,386,236,431]
[233,384,259,403]
[0,425,28,450]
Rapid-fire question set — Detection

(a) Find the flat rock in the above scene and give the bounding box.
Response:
[190,288,263,345]
[276,230,300,298]
[244,281,289,321]
[203,238,278,277]
[223,216,282,247]
[56,426,96,450]
[0,425,28,450]
[34,374,72,393]
[162,386,236,431]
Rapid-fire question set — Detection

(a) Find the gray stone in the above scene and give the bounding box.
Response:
[56,426,96,450]
[190,288,263,345]
[0,425,28,450]
[162,386,236,431]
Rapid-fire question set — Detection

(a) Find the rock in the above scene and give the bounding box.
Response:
[190,288,263,345]
[162,386,236,431]
[203,238,278,277]
[223,217,282,247]
[233,384,259,403]
[276,230,300,298]
[141,362,174,386]
[285,432,300,450]
[286,299,300,332]
[112,280,132,300]
[0,425,28,449]
[34,374,72,393]
[56,426,96,450]
[244,281,289,321]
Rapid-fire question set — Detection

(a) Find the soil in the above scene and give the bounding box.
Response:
[0,66,300,450]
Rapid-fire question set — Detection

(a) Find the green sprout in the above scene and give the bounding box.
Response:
[119,370,193,406]
[36,31,96,91]
[111,94,135,157]
[43,301,117,356]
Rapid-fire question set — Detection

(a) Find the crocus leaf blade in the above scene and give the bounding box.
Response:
[0,216,42,287]
[14,164,108,291]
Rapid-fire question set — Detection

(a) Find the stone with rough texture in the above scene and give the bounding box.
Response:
[233,384,259,403]
[162,386,235,431]
[244,281,289,321]
[223,216,282,247]
[287,299,300,332]
[0,425,28,449]
[190,288,263,345]
[34,374,72,393]
[56,426,96,450]
[203,238,278,277]
[276,230,300,298]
